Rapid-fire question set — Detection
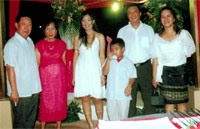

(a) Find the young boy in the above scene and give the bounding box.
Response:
[103,38,137,121]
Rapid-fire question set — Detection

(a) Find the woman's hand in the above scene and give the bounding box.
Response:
[101,75,106,86]
[72,78,75,86]
[152,78,160,88]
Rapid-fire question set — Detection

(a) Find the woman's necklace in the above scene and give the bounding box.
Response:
[48,44,54,50]
[162,30,178,42]
[45,38,55,50]
[86,33,95,50]
[86,42,93,49]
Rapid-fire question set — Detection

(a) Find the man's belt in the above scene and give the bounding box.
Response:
[134,59,150,67]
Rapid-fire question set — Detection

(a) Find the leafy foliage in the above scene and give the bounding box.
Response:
[136,106,165,116]
[62,101,83,123]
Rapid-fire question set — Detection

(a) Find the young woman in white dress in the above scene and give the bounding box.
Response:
[151,6,195,113]
[72,10,106,129]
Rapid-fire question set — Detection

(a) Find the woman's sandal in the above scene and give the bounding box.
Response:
[89,124,95,129]
[84,112,94,129]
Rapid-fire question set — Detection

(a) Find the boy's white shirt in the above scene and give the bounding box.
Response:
[105,56,137,101]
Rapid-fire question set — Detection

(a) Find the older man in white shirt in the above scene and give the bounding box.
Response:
[117,4,155,117]
[4,13,41,128]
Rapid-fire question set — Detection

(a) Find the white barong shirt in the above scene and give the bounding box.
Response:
[106,56,137,101]
[4,32,41,97]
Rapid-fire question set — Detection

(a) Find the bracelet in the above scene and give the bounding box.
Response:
[101,75,106,78]
[74,49,79,53]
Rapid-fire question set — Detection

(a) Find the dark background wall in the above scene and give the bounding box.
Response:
[5,1,130,43]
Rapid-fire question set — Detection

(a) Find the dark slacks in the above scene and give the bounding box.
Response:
[128,60,155,117]
[10,93,39,129]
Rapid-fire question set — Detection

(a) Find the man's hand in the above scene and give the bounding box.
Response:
[10,90,19,103]
[6,65,19,103]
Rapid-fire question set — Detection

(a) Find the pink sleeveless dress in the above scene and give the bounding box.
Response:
[35,39,67,122]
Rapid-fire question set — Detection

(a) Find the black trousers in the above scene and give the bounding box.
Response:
[10,93,39,129]
[128,60,155,117]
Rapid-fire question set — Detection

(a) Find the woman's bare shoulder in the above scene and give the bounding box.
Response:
[95,32,104,39]
[74,34,80,39]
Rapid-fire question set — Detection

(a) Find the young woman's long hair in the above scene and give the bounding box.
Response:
[79,10,98,47]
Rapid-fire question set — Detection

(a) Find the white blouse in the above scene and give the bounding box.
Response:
[150,29,196,82]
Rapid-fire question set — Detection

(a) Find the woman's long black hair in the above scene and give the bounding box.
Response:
[79,10,98,47]
[158,6,181,35]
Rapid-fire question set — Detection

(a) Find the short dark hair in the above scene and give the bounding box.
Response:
[127,4,141,12]
[43,17,58,31]
[15,13,32,23]
[110,38,125,48]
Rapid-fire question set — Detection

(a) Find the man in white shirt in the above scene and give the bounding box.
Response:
[4,13,41,128]
[117,4,155,117]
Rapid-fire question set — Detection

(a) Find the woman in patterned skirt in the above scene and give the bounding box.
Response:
[151,6,196,112]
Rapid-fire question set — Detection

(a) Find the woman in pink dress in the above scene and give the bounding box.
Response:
[35,19,67,129]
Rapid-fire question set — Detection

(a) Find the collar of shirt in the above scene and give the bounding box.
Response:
[116,59,121,62]
[15,32,31,44]
[114,57,124,63]
[128,21,144,31]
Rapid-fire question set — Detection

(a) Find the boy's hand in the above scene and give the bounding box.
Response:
[124,85,132,96]
[107,52,114,60]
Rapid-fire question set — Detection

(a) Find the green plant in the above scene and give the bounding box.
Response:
[136,107,144,116]
[62,101,83,123]
[155,106,165,113]
[135,106,165,116]
[50,0,86,43]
